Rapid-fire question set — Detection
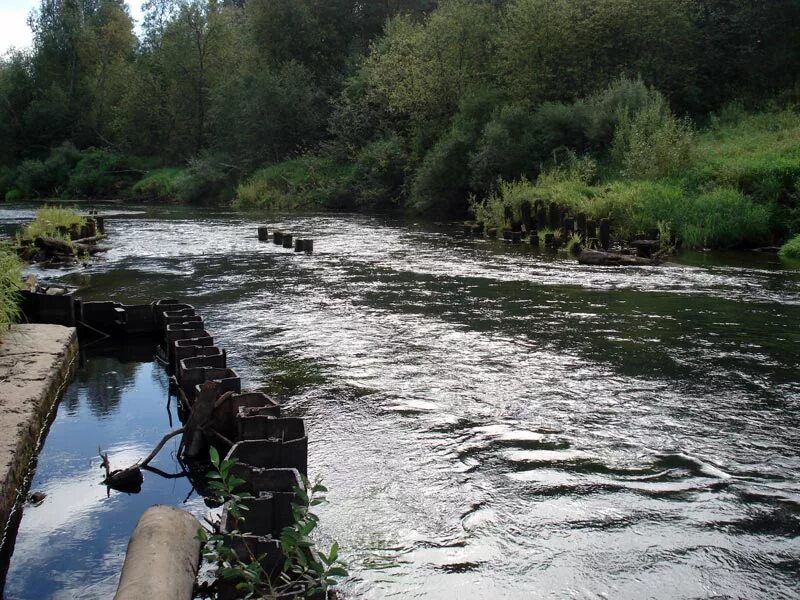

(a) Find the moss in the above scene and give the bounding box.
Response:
[131,168,185,200]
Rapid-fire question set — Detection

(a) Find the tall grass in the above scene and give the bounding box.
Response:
[0,246,22,337]
[18,205,85,241]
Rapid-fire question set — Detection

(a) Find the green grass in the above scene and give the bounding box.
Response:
[131,167,185,200]
[779,234,800,259]
[18,205,86,242]
[234,156,354,211]
[0,246,22,337]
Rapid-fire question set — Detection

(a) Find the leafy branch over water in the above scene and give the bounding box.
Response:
[198,447,347,599]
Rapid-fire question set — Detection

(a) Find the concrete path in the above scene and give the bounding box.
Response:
[0,324,78,536]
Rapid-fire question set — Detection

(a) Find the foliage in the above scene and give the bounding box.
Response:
[198,447,346,598]
[235,156,353,211]
[779,235,800,260]
[611,93,694,179]
[172,154,234,204]
[66,149,140,198]
[131,168,185,200]
[15,143,81,198]
[18,205,86,241]
[0,246,22,337]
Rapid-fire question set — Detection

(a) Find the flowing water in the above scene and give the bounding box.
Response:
[1,204,799,599]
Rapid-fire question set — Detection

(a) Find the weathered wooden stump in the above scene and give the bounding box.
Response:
[487,227,497,238]
[544,233,555,247]
[272,231,283,244]
[599,219,610,250]
[529,230,540,247]
[303,239,313,253]
[294,239,304,252]
[502,229,512,241]
[586,220,597,239]
[511,231,521,244]
[576,213,587,239]
[258,226,269,241]
[282,234,293,248]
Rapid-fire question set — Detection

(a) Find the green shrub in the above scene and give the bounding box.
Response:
[131,168,184,200]
[235,156,353,210]
[0,246,23,336]
[5,189,23,202]
[778,234,800,259]
[350,134,408,209]
[0,166,16,199]
[611,93,694,179]
[66,149,139,198]
[173,154,234,204]
[15,142,81,198]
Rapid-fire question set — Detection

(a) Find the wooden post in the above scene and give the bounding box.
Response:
[272,231,283,245]
[282,234,293,249]
[520,201,533,232]
[302,239,313,253]
[258,226,269,242]
[294,239,304,252]
[529,229,539,246]
[544,233,555,247]
[548,203,559,229]
[576,213,587,240]
[599,219,610,250]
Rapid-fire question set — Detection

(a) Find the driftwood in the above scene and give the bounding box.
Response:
[34,236,74,256]
[578,249,658,266]
[101,383,233,491]
[73,233,108,244]
[74,243,111,254]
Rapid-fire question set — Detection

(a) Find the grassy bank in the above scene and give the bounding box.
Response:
[469,108,800,250]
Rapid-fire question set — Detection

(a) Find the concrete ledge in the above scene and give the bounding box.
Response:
[0,324,78,536]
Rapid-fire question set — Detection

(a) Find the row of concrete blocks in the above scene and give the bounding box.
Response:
[257,226,314,253]
[155,299,314,596]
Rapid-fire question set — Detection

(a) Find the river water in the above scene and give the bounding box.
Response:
[1,204,799,599]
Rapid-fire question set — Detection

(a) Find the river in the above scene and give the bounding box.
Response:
[1,204,799,599]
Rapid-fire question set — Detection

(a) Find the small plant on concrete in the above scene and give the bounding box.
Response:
[198,447,346,599]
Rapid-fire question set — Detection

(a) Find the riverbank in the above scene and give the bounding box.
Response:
[0,325,78,545]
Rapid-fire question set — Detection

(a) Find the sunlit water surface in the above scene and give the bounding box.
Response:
[1,204,799,599]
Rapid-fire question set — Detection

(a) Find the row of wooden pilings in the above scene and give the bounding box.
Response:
[257,226,314,253]
[465,199,611,251]
[125,299,309,600]
[18,286,314,599]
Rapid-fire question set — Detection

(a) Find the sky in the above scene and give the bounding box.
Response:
[0,0,144,55]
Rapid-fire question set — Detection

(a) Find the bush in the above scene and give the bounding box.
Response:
[350,134,408,209]
[131,168,184,201]
[15,142,81,197]
[173,154,235,204]
[5,189,23,202]
[0,246,22,336]
[66,149,140,198]
[611,92,694,178]
[0,166,16,199]
[235,156,353,210]
[779,234,800,259]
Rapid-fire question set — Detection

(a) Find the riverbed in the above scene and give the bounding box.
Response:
[1,204,799,599]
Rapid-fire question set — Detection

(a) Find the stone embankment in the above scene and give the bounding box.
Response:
[0,325,78,550]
